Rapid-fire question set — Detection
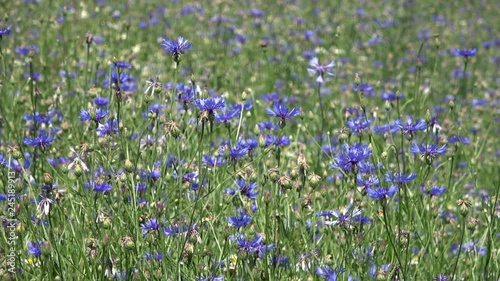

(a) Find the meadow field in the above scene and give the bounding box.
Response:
[0,0,499,280]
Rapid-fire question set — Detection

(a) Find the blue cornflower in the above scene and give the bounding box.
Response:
[160,36,192,62]
[235,234,274,258]
[331,143,372,174]
[215,107,240,123]
[142,252,163,262]
[450,48,477,58]
[411,143,447,162]
[353,83,375,97]
[347,117,371,134]
[23,134,55,149]
[447,135,470,145]
[316,206,361,228]
[381,91,403,101]
[93,182,112,193]
[105,71,137,92]
[266,102,300,128]
[228,210,252,229]
[258,121,279,131]
[194,96,226,113]
[385,172,417,185]
[395,117,426,139]
[357,174,380,190]
[433,275,449,281]
[366,185,398,200]
[229,144,249,160]
[316,265,344,281]
[140,218,160,237]
[27,241,42,257]
[225,179,259,200]
[202,155,226,167]
[109,61,132,69]
[164,224,189,236]
[97,119,119,137]
[80,108,109,123]
[94,97,109,107]
[422,185,446,197]
[264,135,290,147]
[307,57,335,84]
[0,26,11,37]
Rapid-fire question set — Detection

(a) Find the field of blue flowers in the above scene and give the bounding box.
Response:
[0,0,498,280]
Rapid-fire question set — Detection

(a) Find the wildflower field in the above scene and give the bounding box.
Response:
[0,0,499,280]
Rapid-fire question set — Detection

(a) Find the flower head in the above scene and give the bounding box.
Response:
[411,143,447,163]
[307,57,335,84]
[316,265,344,281]
[395,117,426,140]
[0,26,11,37]
[194,96,226,113]
[450,48,477,58]
[228,209,252,229]
[27,241,42,257]
[23,134,56,149]
[266,102,300,128]
[366,185,398,200]
[140,218,160,237]
[161,36,192,62]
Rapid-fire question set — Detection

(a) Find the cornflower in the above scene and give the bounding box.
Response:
[411,143,447,163]
[307,57,335,83]
[395,117,426,140]
[266,101,300,128]
[160,36,192,62]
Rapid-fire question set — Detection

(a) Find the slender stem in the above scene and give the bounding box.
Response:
[315,82,324,171]
[381,200,406,280]
[451,218,466,281]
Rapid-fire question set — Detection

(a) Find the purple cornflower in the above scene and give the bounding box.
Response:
[0,26,11,37]
[228,210,252,229]
[23,134,56,149]
[266,102,300,128]
[160,36,192,62]
[109,61,132,69]
[140,218,160,237]
[385,172,417,185]
[395,117,426,140]
[450,48,477,58]
[331,143,372,174]
[307,57,335,84]
[411,143,447,162]
[366,185,398,200]
[80,108,109,123]
[316,265,344,281]
[27,241,42,257]
[194,96,226,113]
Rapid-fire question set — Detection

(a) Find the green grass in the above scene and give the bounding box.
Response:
[0,0,498,280]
